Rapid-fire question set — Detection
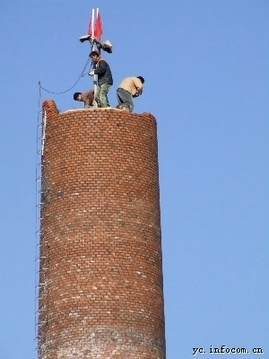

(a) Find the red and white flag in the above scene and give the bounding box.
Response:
[94,9,103,40]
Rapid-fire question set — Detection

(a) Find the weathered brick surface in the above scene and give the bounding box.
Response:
[38,101,166,359]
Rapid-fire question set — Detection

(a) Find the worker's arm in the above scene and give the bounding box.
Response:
[94,60,107,75]
[133,78,143,96]
[133,79,143,97]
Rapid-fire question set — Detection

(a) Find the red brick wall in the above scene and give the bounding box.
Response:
[38,101,166,359]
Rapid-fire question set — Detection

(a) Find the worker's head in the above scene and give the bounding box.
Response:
[90,50,100,62]
[137,76,145,84]
[73,92,82,101]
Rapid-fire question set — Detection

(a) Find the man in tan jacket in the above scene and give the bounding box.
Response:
[116,76,145,112]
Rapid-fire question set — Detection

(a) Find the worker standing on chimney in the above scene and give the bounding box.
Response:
[88,50,113,108]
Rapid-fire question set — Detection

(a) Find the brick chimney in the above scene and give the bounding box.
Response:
[38,101,166,359]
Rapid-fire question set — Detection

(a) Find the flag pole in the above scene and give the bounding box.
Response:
[79,7,111,108]
[91,8,94,38]
[91,8,98,105]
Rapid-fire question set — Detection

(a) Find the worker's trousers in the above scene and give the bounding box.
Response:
[116,88,134,112]
[96,83,111,108]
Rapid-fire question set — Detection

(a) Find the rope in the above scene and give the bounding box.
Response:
[39,56,91,95]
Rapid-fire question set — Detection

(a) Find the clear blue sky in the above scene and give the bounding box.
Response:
[0,1,268,358]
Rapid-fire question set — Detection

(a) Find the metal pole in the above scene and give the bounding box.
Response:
[90,8,98,104]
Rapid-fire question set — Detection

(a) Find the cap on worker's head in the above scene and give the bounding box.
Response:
[89,50,99,57]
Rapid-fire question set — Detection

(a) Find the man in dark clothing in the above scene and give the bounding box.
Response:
[89,50,113,108]
[73,90,94,108]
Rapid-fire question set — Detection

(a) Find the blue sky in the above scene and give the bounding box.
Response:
[0,1,268,358]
